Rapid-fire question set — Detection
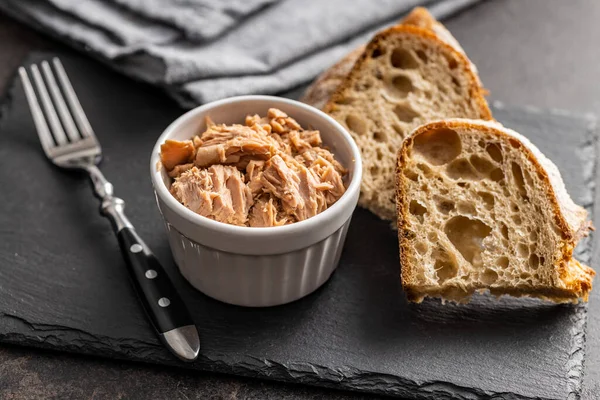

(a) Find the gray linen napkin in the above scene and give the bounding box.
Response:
[0,0,480,107]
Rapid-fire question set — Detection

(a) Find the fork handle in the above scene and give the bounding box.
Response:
[101,196,200,362]
[116,227,195,332]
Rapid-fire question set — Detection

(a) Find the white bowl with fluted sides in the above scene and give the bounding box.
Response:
[150,96,362,307]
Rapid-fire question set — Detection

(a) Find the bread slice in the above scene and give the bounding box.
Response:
[396,119,595,303]
[302,7,478,110]
[303,8,492,220]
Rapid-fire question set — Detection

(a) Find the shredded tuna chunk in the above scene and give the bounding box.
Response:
[319,165,346,205]
[168,163,194,178]
[266,108,302,134]
[261,155,328,221]
[296,147,347,176]
[162,109,347,227]
[192,136,203,148]
[248,196,290,227]
[245,114,269,128]
[194,124,278,168]
[246,160,265,197]
[261,155,302,209]
[160,140,195,170]
[170,165,253,226]
[201,123,265,146]
[268,131,292,154]
[195,138,275,167]
[289,130,323,153]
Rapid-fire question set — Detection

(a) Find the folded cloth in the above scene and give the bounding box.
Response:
[0,0,480,107]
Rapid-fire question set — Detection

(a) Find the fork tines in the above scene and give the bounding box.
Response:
[19,58,99,159]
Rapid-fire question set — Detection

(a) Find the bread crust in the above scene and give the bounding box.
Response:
[401,7,467,56]
[396,119,595,303]
[300,46,364,111]
[323,25,491,120]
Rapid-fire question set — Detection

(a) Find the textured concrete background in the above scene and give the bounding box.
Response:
[2,1,600,399]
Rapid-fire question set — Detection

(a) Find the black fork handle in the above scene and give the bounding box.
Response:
[96,177,200,362]
[116,225,194,336]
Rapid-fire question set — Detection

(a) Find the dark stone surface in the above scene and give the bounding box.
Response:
[0,344,381,400]
[0,50,597,399]
[2,1,600,399]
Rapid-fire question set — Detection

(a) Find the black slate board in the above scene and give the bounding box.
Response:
[0,53,597,400]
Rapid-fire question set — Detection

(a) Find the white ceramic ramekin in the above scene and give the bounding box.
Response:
[150,96,362,307]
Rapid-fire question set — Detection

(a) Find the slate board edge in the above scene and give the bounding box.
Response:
[0,55,595,400]
[0,314,554,400]
[571,112,599,398]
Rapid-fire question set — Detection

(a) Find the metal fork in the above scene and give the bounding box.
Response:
[19,58,200,362]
